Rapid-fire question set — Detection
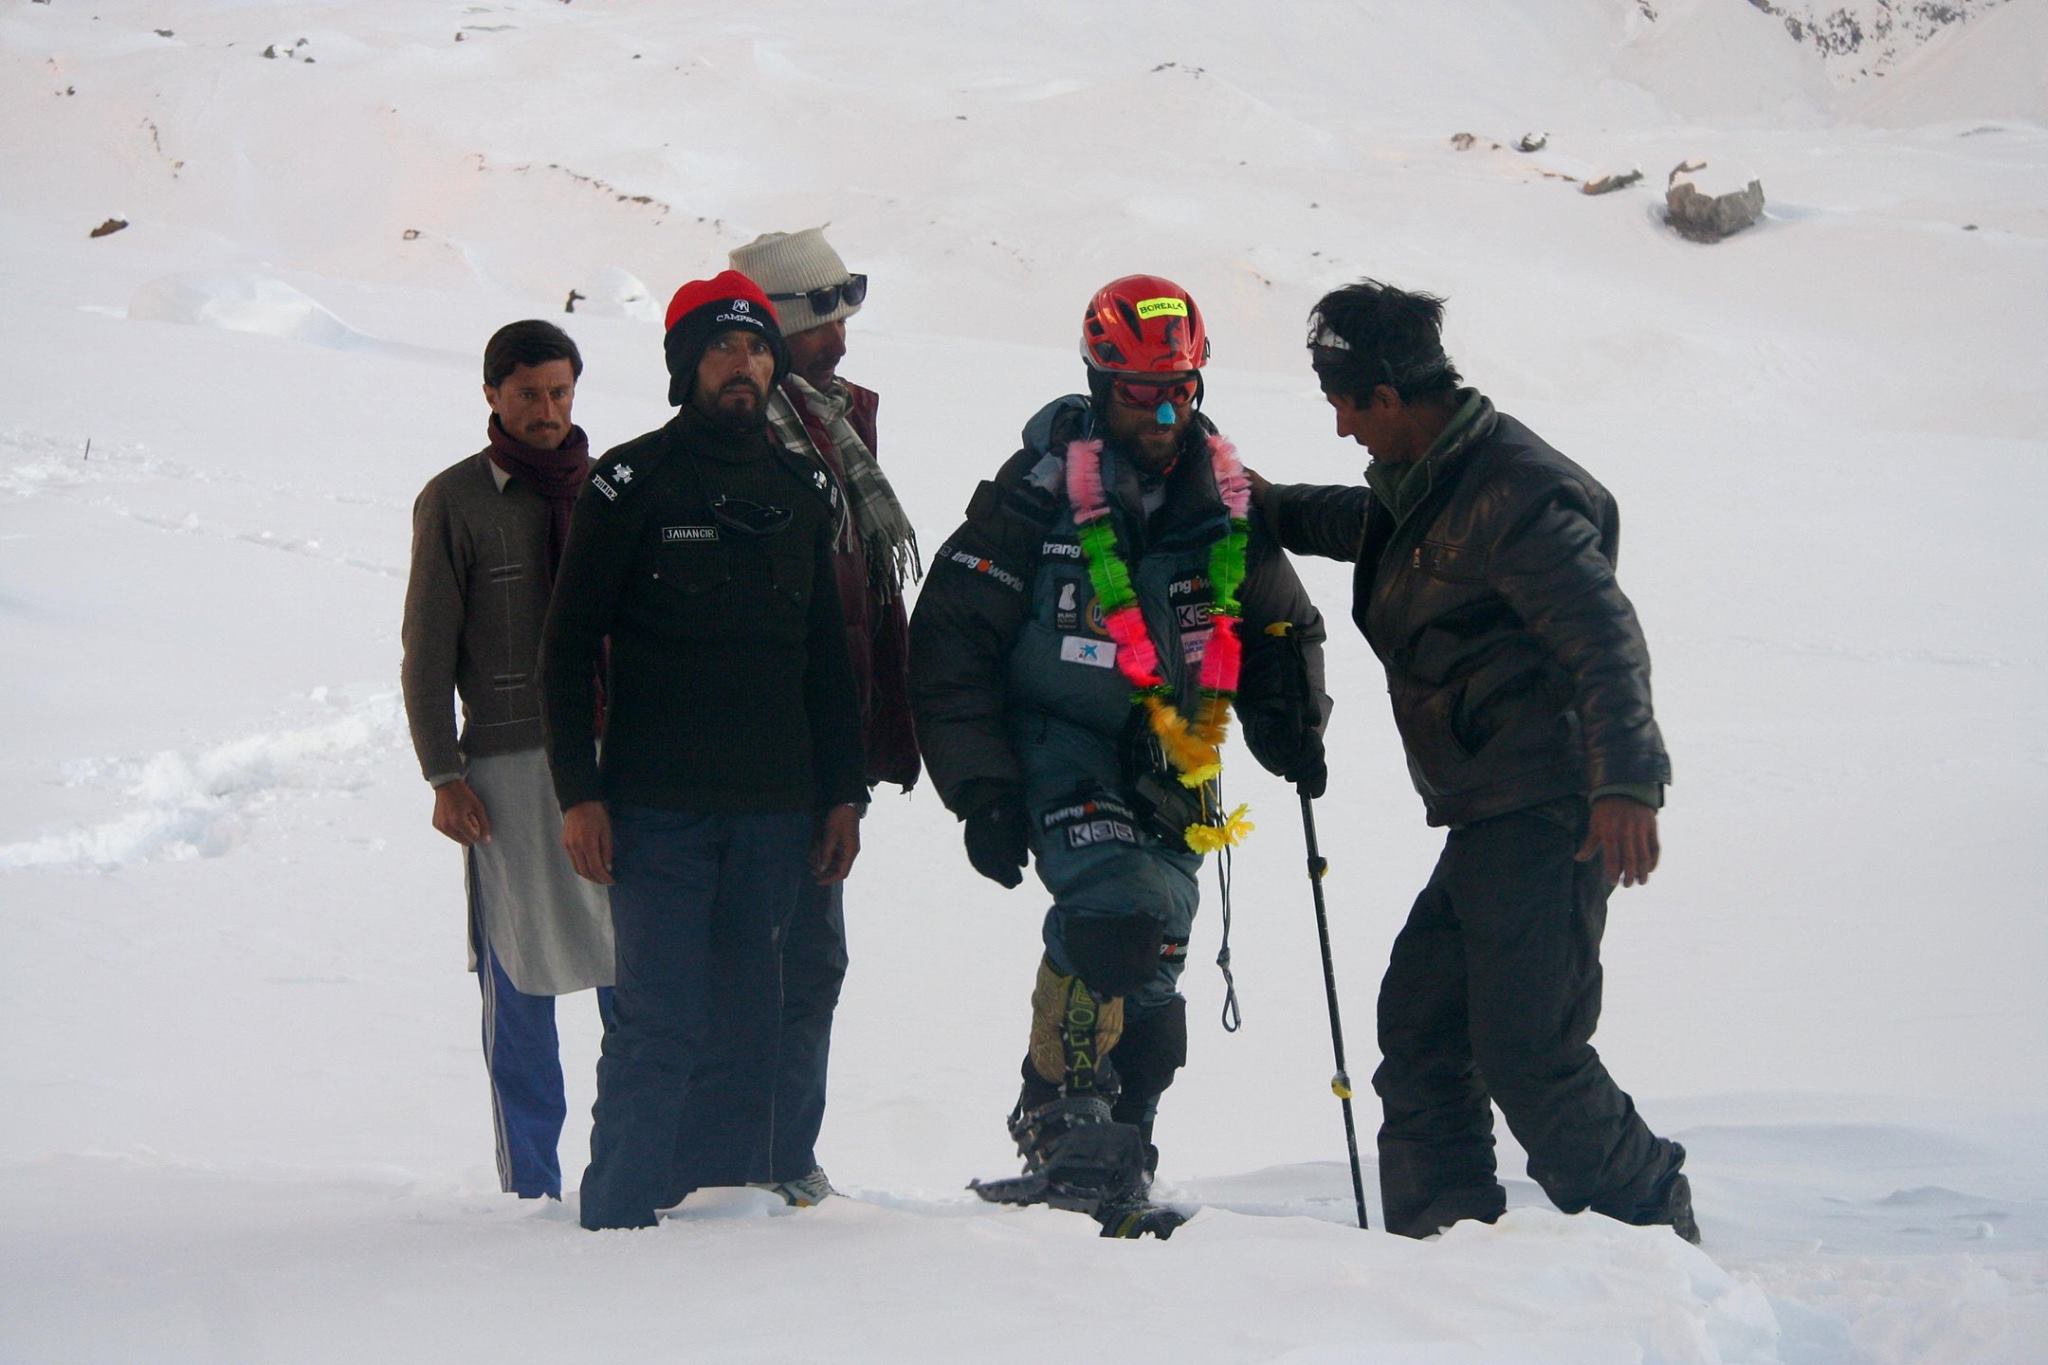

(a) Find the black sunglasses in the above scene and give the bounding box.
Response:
[766,274,868,317]
[711,494,792,537]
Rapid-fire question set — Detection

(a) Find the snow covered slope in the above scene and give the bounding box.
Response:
[2,3,2044,1362]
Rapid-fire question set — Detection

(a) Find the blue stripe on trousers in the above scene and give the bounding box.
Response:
[471,860,616,1199]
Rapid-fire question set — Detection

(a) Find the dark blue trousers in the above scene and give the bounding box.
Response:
[473,919,616,1200]
[579,804,810,1230]
[772,877,848,1181]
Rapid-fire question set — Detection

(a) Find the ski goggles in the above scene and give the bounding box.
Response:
[710,494,792,537]
[1110,377,1197,409]
[766,274,868,317]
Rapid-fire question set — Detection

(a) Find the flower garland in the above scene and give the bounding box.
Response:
[1065,433,1256,852]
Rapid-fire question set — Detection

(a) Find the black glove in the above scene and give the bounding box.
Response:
[1243,623,1329,798]
[1246,706,1326,797]
[962,788,1029,889]
[1287,731,1329,799]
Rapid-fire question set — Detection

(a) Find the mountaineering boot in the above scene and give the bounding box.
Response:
[1006,1090,1147,1204]
[1006,958,1148,1204]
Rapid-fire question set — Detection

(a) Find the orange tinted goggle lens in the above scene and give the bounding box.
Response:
[1113,379,1196,407]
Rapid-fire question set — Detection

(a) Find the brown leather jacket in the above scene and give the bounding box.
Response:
[1266,396,1669,827]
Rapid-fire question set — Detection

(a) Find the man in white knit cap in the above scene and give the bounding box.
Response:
[728,226,921,1205]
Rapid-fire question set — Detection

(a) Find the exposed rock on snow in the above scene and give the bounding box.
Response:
[1665,159,1766,241]
[1583,170,1645,196]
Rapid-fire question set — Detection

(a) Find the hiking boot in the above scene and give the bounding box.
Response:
[1641,1142,1700,1245]
[1654,1169,1701,1245]
[752,1166,838,1208]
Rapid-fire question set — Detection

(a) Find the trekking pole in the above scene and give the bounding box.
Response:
[1299,789,1369,1230]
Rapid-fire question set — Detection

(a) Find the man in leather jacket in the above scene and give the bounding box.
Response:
[1256,279,1697,1243]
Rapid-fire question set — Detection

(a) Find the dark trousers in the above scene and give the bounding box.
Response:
[578,804,810,1230]
[771,877,848,1181]
[473,899,616,1199]
[1373,804,1680,1238]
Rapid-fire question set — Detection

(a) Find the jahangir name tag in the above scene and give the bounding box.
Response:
[662,526,718,543]
[1059,636,1118,669]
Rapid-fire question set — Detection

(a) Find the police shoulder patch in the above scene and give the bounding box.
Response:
[587,438,667,505]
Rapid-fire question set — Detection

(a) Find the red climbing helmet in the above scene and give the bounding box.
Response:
[1079,274,1210,374]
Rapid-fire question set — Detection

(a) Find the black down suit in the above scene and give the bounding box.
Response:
[911,395,1327,1160]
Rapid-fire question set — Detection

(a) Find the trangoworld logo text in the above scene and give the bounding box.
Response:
[936,541,1024,592]
[1041,796,1140,850]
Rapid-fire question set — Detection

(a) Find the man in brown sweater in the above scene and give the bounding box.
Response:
[400,319,615,1201]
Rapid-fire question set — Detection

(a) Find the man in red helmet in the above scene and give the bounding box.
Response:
[540,270,865,1231]
[911,276,1331,1223]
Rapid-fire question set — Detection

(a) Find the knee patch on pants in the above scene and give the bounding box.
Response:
[1028,957,1125,1089]
[1063,914,1165,999]
[1111,996,1187,1109]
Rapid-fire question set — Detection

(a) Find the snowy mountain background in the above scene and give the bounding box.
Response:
[1734,0,2014,76]
[2,2,2044,1362]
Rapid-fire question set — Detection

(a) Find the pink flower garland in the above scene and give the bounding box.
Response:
[1063,433,1252,811]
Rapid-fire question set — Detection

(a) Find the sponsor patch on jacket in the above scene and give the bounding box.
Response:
[1159,935,1189,962]
[1059,635,1117,669]
[1040,539,1082,560]
[1053,578,1084,633]
[662,525,718,543]
[936,541,1025,593]
[1169,572,1214,660]
[1052,581,1109,638]
[1041,796,1140,851]
[591,474,618,501]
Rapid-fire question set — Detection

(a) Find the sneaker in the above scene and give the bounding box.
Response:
[752,1166,838,1208]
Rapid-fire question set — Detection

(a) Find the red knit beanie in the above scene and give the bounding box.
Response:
[662,270,789,406]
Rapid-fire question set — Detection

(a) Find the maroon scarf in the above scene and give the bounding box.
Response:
[486,418,591,576]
